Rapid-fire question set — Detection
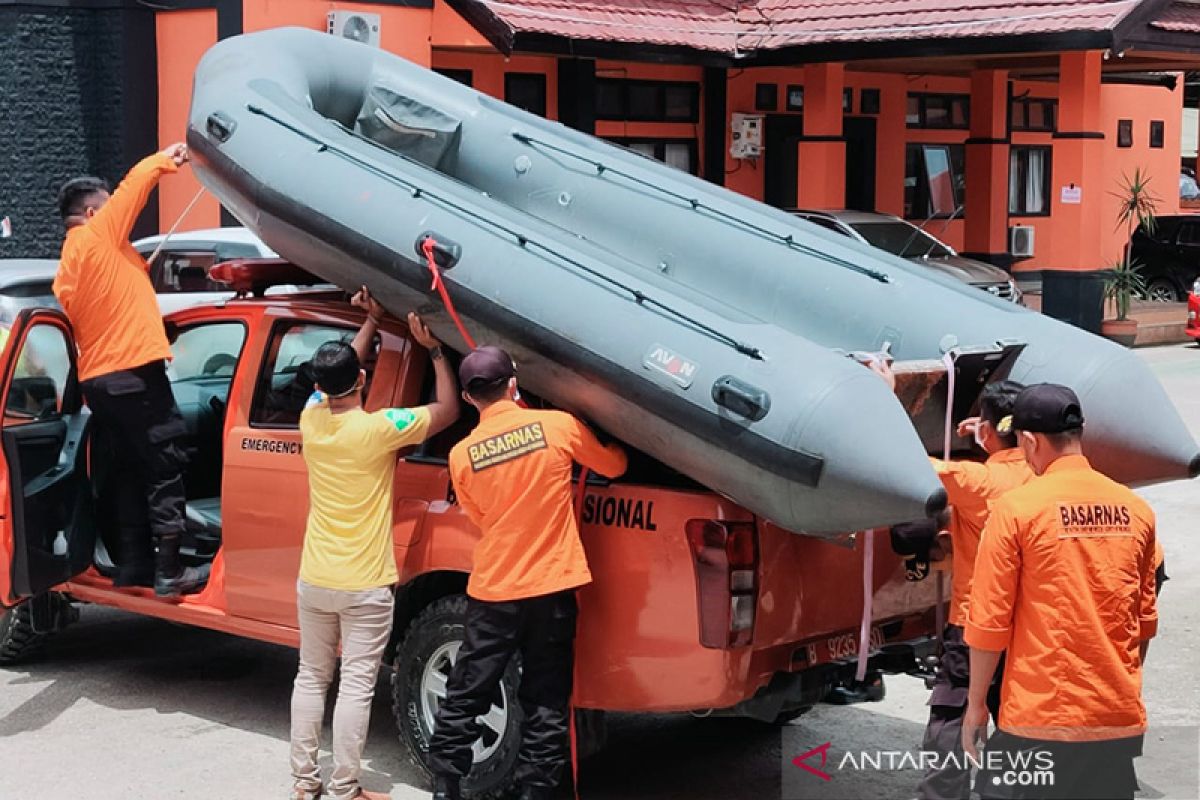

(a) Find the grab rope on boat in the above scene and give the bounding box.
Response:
[421,237,477,350]
[246,104,764,361]
[510,132,892,285]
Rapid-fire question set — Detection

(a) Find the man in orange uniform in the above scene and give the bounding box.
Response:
[428,346,627,800]
[963,384,1158,800]
[53,143,207,597]
[916,381,1033,800]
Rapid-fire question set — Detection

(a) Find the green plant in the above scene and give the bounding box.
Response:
[1106,168,1159,320]
[1103,259,1148,321]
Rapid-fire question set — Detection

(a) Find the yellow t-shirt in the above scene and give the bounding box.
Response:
[299,396,431,591]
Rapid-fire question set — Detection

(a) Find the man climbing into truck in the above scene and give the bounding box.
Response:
[54,142,206,598]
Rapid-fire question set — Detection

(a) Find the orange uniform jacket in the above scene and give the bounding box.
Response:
[966,455,1158,741]
[54,153,176,382]
[930,449,1033,626]
[449,401,628,602]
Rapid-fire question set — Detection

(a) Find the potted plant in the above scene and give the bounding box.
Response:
[1101,259,1147,346]
[1102,168,1158,346]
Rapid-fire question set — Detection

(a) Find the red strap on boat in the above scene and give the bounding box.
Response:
[422,236,477,350]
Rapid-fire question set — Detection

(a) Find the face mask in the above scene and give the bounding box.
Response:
[974,422,987,448]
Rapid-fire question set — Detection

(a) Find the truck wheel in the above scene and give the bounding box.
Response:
[393,595,522,800]
[0,594,74,666]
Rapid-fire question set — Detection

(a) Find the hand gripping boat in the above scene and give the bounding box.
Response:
[187,28,1199,536]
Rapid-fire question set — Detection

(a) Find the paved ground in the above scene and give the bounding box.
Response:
[2,344,1198,800]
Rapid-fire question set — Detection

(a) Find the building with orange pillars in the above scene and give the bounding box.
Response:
[7,0,1200,301]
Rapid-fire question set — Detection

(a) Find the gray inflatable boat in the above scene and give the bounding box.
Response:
[187,28,1198,535]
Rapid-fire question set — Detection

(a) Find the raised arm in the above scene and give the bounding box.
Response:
[349,286,383,363]
[91,144,187,247]
[407,312,460,436]
[566,417,627,479]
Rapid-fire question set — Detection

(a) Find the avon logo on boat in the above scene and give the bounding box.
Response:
[644,344,698,388]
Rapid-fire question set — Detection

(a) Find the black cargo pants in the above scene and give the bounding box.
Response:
[428,591,578,790]
[916,624,1004,800]
[82,361,188,580]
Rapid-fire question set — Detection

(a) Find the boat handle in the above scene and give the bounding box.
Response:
[206,112,237,143]
[712,376,770,421]
[415,232,462,270]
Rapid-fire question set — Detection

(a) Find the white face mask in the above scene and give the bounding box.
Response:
[974,422,987,449]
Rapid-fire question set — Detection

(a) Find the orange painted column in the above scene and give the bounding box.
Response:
[797,63,846,209]
[1050,51,1105,271]
[157,9,221,230]
[963,69,1009,261]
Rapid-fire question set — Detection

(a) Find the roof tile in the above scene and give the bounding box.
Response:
[460,0,1147,54]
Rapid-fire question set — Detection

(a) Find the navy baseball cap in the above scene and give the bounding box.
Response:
[1012,384,1085,433]
[458,345,516,391]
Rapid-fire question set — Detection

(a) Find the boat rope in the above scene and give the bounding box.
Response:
[510,131,892,285]
[147,186,207,268]
[247,104,764,361]
[855,528,875,683]
[421,237,478,349]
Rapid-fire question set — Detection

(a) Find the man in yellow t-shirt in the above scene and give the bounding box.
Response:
[289,302,459,800]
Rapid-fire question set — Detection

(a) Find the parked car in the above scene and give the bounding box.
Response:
[0,258,938,798]
[1129,215,1200,302]
[2,226,279,321]
[0,259,60,318]
[793,210,1022,303]
[132,226,278,313]
[1187,281,1200,342]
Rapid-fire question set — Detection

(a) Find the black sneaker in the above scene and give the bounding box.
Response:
[154,564,211,598]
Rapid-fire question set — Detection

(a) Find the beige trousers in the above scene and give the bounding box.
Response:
[290,580,395,800]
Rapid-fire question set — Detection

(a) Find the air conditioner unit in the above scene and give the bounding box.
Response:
[327,11,382,47]
[1009,225,1036,258]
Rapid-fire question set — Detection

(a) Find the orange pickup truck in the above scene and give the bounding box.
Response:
[0,260,937,797]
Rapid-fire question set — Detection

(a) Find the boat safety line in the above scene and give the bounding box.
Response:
[510,131,892,285]
[246,103,764,361]
[421,237,478,349]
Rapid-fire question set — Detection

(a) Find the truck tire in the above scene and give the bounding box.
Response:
[0,594,74,671]
[393,594,522,800]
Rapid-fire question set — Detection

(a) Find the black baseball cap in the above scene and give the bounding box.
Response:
[458,345,516,391]
[1011,384,1085,433]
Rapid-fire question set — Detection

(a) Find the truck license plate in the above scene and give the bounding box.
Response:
[796,626,886,667]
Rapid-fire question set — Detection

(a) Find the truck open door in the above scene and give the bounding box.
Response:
[0,308,94,607]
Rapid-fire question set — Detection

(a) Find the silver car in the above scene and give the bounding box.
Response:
[133,227,278,314]
[793,210,1022,303]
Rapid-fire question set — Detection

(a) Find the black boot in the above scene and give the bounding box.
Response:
[516,786,555,800]
[432,776,462,800]
[113,525,155,588]
[154,534,210,598]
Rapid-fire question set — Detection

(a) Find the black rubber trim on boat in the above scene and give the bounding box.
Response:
[189,133,827,489]
[925,487,948,518]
